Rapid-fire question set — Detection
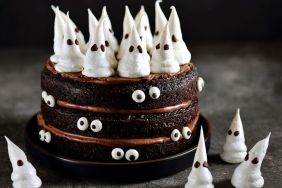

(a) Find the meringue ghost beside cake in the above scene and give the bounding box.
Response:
[37,4,199,162]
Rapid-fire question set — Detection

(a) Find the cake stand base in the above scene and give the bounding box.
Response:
[25,114,211,182]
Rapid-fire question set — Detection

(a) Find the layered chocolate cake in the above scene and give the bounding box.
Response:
[37,1,205,162]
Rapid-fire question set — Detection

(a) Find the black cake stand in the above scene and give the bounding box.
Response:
[25,114,211,182]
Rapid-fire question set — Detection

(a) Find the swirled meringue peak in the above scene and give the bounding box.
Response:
[83,18,114,78]
[86,8,98,50]
[151,24,180,74]
[54,12,84,73]
[117,25,150,78]
[153,0,167,46]
[231,133,271,188]
[168,6,191,65]
[135,6,153,54]
[50,6,65,63]
[5,136,42,188]
[185,127,214,188]
[220,108,247,163]
[117,6,135,60]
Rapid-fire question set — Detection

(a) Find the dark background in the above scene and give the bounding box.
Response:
[1,0,282,46]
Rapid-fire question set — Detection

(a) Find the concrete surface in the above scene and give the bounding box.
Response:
[0,42,281,187]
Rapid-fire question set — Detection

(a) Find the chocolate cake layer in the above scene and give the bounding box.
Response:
[41,61,198,109]
[41,98,199,138]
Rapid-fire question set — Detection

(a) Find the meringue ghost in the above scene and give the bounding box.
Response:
[153,0,167,46]
[220,108,247,163]
[54,12,84,73]
[82,18,114,77]
[231,133,271,188]
[51,5,86,54]
[117,25,150,78]
[135,6,153,54]
[150,24,180,73]
[5,136,42,188]
[168,6,191,65]
[86,8,98,50]
[50,6,65,63]
[117,6,135,60]
[185,127,214,188]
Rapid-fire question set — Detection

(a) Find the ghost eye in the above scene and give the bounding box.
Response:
[194,161,200,168]
[234,131,239,136]
[182,127,192,140]
[244,153,249,161]
[251,157,259,164]
[149,87,160,99]
[77,117,89,131]
[171,129,181,142]
[39,129,46,141]
[125,149,139,161]
[111,148,124,160]
[44,132,52,143]
[90,120,103,132]
[46,95,55,107]
[228,129,232,135]
[132,90,146,103]
[17,160,24,166]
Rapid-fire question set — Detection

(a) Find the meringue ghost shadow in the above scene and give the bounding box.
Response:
[24,114,211,182]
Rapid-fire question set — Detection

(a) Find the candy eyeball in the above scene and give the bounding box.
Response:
[171,129,181,142]
[46,95,55,107]
[132,90,146,103]
[197,77,205,92]
[39,129,45,141]
[77,117,89,131]
[182,127,192,140]
[149,87,160,99]
[90,120,103,132]
[44,132,52,143]
[41,91,48,100]
[111,148,124,160]
[125,149,139,161]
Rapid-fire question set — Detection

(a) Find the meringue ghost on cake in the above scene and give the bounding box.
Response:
[168,6,191,65]
[50,6,65,63]
[153,0,167,46]
[185,127,214,188]
[231,133,271,188]
[117,6,135,60]
[5,136,42,188]
[117,25,150,78]
[135,6,153,54]
[82,18,114,77]
[54,12,84,73]
[51,5,86,54]
[150,24,180,74]
[220,108,247,163]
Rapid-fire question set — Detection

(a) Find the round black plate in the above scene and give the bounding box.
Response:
[25,114,211,181]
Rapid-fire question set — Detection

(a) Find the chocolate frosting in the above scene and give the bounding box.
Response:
[46,60,194,85]
[56,99,192,114]
[37,112,199,147]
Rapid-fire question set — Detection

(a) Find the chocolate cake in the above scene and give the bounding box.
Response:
[37,3,205,162]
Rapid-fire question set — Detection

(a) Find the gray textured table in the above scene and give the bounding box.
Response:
[0,42,281,187]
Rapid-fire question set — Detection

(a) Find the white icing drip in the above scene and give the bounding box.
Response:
[197,77,205,92]
[86,8,98,50]
[5,136,42,188]
[51,5,86,54]
[150,24,180,74]
[231,133,271,188]
[220,108,247,163]
[153,0,167,46]
[117,25,150,78]
[117,6,135,60]
[50,6,65,63]
[135,6,153,54]
[168,6,191,65]
[82,18,114,77]
[54,12,84,73]
[185,127,214,188]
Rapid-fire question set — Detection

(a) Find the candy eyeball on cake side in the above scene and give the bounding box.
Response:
[185,127,214,188]
[220,108,247,163]
[231,133,271,188]
[5,136,42,188]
